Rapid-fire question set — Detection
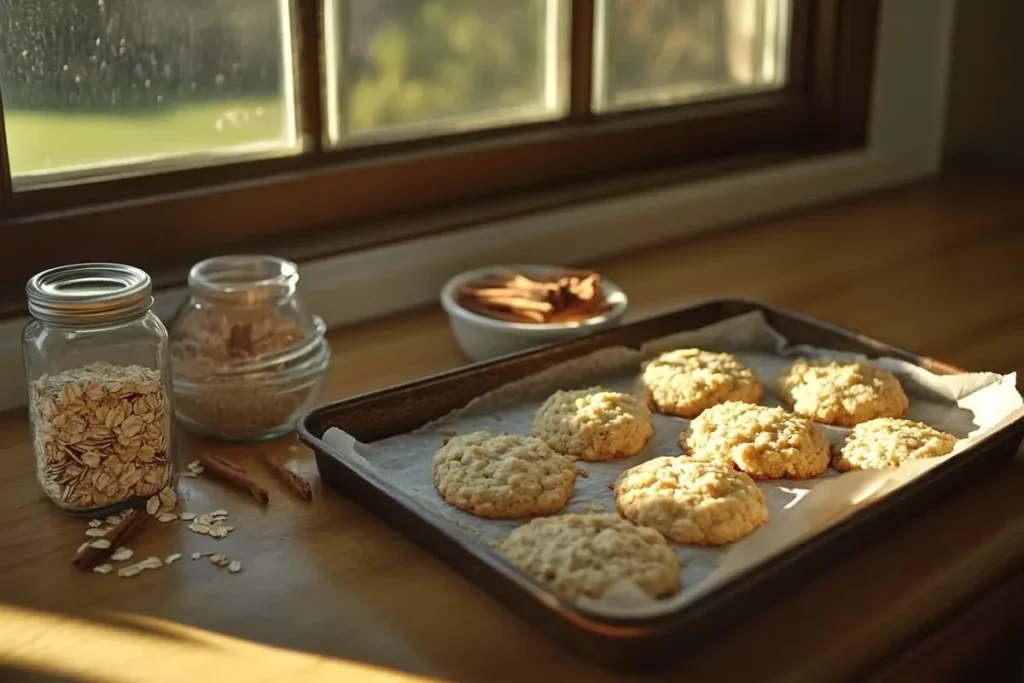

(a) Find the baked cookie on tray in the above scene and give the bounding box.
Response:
[614,457,768,546]
[775,359,909,427]
[532,387,653,462]
[680,401,830,480]
[832,418,957,471]
[432,432,576,519]
[637,349,763,418]
[495,513,681,600]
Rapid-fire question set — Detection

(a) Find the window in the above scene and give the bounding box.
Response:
[327,0,567,143]
[594,0,790,112]
[0,0,879,313]
[1,0,298,184]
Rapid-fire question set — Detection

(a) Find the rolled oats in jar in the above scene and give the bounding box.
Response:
[23,264,176,515]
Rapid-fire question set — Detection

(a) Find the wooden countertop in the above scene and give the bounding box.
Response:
[2,177,1023,682]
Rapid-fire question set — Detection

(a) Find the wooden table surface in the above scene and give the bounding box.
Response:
[2,176,1023,682]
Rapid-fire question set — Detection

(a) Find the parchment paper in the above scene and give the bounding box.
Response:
[322,311,1024,618]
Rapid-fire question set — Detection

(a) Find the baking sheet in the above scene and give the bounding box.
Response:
[322,311,1024,618]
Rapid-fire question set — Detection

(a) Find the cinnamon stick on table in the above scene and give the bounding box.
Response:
[261,455,313,502]
[73,509,149,571]
[199,453,270,505]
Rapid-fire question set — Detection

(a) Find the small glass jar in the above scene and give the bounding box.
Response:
[23,264,176,517]
[168,255,330,441]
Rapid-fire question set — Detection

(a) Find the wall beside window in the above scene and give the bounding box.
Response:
[944,0,1024,169]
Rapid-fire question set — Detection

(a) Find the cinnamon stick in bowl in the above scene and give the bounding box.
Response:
[454,269,611,325]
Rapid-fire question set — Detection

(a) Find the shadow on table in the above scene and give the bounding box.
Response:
[0,597,442,683]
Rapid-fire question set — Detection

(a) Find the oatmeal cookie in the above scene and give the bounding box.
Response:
[833,418,957,471]
[495,513,681,600]
[532,387,653,462]
[637,349,763,418]
[775,359,909,427]
[432,432,576,518]
[681,401,830,479]
[614,457,768,545]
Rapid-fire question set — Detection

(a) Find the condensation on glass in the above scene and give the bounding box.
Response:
[594,0,791,113]
[325,0,569,146]
[0,0,298,186]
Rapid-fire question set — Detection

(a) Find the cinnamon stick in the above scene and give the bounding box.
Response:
[199,453,270,505]
[202,451,246,474]
[468,294,553,313]
[73,509,149,571]
[456,269,609,324]
[227,322,254,358]
[456,295,548,323]
[261,455,313,502]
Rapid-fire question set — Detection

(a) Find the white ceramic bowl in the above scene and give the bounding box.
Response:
[440,265,629,362]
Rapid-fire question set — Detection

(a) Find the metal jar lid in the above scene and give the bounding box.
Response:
[26,263,154,325]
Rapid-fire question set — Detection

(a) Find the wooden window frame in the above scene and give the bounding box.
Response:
[0,0,878,311]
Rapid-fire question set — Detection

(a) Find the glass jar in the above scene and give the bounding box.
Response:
[23,264,176,517]
[168,255,330,441]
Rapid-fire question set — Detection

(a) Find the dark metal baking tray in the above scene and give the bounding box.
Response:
[297,299,1024,670]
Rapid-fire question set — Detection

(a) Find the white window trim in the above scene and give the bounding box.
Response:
[0,0,955,411]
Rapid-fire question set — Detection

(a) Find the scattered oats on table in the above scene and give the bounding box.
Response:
[146,496,161,516]
[165,553,182,564]
[210,509,228,517]
[138,556,163,570]
[228,560,242,574]
[88,519,103,528]
[88,539,111,550]
[191,552,203,560]
[118,566,142,578]
[110,547,133,562]
[92,564,113,574]
[84,528,107,537]
[179,512,196,521]
[156,512,178,523]
[209,554,231,567]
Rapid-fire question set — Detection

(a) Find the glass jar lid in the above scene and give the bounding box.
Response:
[26,263,153,325]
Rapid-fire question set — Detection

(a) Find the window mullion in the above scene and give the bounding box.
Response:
[569,0,596,120]
[0,82,11,211]
[295,0,326,153]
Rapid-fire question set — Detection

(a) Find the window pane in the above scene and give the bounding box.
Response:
[326,0,567,144]
[0,0,296,185]
[595,0,790,113]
